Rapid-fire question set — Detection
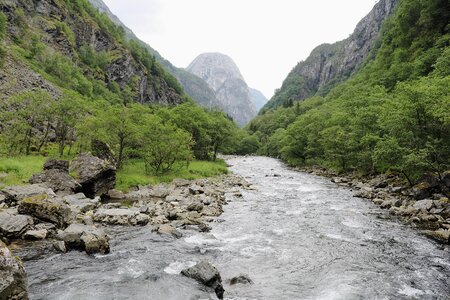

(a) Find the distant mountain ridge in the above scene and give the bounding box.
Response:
[88,0,218,108]
[187,53,258,126]
[249,88,268,112]
[263,0,398,111]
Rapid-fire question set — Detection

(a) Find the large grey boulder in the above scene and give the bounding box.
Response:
[0,242,28,300]
[1,184,55,205]
[18,194,72,228]
[70,154,116,198]
[29,169,81,195]
[181,261,224,299]
[63,193,100,215]
[0,212,33,239]
[57,224,110,254]
[43,159,69,171]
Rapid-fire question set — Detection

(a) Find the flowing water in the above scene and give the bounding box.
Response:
[17,156,450,299]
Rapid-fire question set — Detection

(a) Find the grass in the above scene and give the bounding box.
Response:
[0,155,229,191]
[115,159,229,191]
[0,156,47,189]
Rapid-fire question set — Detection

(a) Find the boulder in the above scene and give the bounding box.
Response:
[23,229,47,240]
[189,185,204,195]
[43,159,69,171]
[69,154,116,198]
[0,242,28,299]
[107,189,125,200]
[181,261,224,299]
[57,224,110,254]
[429,229,450,244]
[63,193,100,215]
[53,240,66,253]
[149,185,171,198]
[1,184,55,205]
[93,208,149,225]
[187,202,204,212]
[172,178,190,187]
[0,212,33,239]
[229,274,253,285]
[154,224,182,238]
[18,194,72,228]
[29,169,81,195]
[413,199,434,211]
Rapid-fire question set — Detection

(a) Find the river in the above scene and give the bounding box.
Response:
[17,156,450,299]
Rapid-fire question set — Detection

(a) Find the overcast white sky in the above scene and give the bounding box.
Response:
[103,0,378,98]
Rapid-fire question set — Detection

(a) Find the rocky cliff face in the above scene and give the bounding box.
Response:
[263,0,398,111]
[88,0,218,108]
[187,53,257,126]
[0,0,183,105]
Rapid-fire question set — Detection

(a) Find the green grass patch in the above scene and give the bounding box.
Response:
[0,156,47,189]
[116,159,228,191]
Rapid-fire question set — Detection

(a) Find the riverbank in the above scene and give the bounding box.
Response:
[0,154,251,299]
[295,165,450,244]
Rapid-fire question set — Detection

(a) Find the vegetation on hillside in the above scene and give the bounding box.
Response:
[0,1,254,188]
[245,0,450,186]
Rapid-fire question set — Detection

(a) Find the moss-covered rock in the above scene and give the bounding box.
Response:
[0,241,29,300]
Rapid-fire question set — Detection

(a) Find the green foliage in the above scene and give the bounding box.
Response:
[55,21,75,47]
[0,12,7,42]
[0,156,47,189]
[246,0,450,184]
[78,44,110,70]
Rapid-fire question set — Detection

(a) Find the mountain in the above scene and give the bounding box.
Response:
[0,0,184,105]
[88,0,218,108]
[187,53,257,126]
[249,88,268,112]
[263,0,397,111]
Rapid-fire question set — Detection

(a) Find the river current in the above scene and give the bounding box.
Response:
[18,156,450,299]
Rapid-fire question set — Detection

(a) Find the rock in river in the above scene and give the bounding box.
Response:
[0,211,33,240]
[0,241,28,299]
[18,194,72,228]
[181,261,224,299]
[57,224,110,254]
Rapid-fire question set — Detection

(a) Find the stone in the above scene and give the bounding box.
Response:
[154,224,182,238]
[429,229,450,244]
[93,208,148,225]
[0,212,33,239]
[187,202,204,212]
[23,229,47,240]
[43,159,69,172]
[149,185,171,198]
[0,242,28,300]
[53,240,66,253]
[229,274,253,285]
[30,169,81,195]
[413,200,434,211]
[83,216,94,226]
[1,184,55,204]
[18,194,73,228]
[63,193,100,214]
[172,178,190,187]
[181,261,224,299]
[58,224,110,254]
[189,185,204,195]
[107,189,125,200]
[69,153,116,198]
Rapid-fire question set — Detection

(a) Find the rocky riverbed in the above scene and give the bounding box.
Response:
[0,154,251,299]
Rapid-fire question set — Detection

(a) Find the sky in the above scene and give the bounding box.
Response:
[103,0,378,98]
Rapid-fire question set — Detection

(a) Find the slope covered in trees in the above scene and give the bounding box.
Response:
[247,0,450,186]
[0,0,249,178]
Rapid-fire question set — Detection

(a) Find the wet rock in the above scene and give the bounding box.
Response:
[53,240,66,253]
[18,194,72,228]
[63,193,100,214]
[229,274,253,285]
[57,224,109,254]
[0,212,33,239]
[93,208,149,225]
[181,261,224,299]
[187,202,204,212]
[198,222,211,233]
[23,229,47,240]
[29,169,81,195]
[1,184,55,205]
[154,224,182,238]
[0,242,28,299]
[429,229,450,244]
[44,159,69,171]
[69,153,116,198]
